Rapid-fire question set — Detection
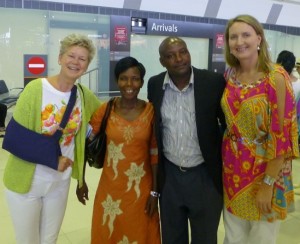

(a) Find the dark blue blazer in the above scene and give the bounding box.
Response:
[147,67,226,194]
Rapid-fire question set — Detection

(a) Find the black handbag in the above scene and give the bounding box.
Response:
[85,97,114,168]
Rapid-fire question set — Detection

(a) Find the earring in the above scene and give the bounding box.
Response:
[257,45,260,51]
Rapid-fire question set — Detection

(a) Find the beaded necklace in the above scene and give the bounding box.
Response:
[231,69,266,89]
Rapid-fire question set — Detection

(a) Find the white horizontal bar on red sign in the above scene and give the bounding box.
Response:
[28,64,45,68]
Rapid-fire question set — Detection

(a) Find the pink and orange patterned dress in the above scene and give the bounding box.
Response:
[221,64,299,222]
[89,100,161,244]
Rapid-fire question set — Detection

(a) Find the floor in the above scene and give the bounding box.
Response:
[1,113,300,243]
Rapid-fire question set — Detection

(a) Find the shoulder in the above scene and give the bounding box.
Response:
[193,67,226,88]
[148,71,166,83]
[193,67,224,80]
[145,100,154,110]
[22,78,42,94]
[143,101,155,120]
[77,83,101,109]
[78,83,96,98]
[16,78,42,109]
[269,64,289,89]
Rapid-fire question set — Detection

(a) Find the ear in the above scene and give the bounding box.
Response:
[257,35,262,46]
[160,57,166,68]
[58,55,62,65]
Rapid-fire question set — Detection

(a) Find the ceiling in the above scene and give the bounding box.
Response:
[272,0,300,4]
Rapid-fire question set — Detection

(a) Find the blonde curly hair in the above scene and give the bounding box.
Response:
[59,33,95,64]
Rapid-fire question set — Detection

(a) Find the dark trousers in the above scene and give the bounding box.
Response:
[160,159,223,244]
[0,103,7,127]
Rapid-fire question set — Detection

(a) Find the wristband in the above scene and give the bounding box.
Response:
[150,191,160,198]
[263,174,276,186]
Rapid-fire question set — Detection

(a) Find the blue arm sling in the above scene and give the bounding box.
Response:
[2,85,77,170]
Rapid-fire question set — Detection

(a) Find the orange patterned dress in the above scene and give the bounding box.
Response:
[89,100,161,244]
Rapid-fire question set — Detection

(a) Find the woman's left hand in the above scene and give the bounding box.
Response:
[255,183,273,214]
[145,195,158,217]
[76,181,89,205]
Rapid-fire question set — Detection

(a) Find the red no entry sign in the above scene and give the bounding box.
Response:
[27,56,46,75]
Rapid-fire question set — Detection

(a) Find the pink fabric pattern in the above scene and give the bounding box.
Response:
[221,64,299,221]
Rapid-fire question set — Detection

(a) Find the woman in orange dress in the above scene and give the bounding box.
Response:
[78,56,161,243]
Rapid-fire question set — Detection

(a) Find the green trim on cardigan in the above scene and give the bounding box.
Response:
[3,79,101,193]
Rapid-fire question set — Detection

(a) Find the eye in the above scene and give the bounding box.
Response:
[132,77,140,81]
[242,32,251,38]
[180,49,188,55]
[165,54,175,60]
[229,35,237,40]
[119,76,126,81]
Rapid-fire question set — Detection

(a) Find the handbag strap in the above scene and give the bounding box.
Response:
[99,97,114,134]
[54,85,77,138]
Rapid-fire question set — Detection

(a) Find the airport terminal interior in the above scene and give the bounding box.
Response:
[2,0,300,243]
[1,119,300,244]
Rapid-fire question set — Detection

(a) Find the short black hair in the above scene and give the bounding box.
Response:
[114,56,146,81]
[276,50,296,74]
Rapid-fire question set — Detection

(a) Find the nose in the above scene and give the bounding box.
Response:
[125,79,133,86]
[174,52,183,62]
[236,36,243,45]
[71,57,80,64]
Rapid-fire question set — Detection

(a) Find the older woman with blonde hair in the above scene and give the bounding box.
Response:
[3,33,100,244]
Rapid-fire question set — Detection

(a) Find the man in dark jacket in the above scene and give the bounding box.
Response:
[147,36,226,244]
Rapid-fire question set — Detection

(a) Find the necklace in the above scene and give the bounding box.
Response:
[232,79,263,89]
[232,70,266,89]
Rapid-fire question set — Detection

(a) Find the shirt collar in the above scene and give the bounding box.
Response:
[162,67,194,90]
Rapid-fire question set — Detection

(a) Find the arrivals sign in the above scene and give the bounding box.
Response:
[147,18,225,39]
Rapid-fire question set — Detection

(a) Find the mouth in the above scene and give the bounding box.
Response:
[175,63,187,69]
[235,46,248,53]
[124,89,134,94]
[68,66,80,71]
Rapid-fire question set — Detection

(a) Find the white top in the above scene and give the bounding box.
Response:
[35,78,82,181]
[292,78,300,102]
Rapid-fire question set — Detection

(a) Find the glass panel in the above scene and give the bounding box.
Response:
[0,8,48,88]
[266,29,300,64]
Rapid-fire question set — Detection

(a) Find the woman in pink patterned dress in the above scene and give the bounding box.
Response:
[221,15,299,244]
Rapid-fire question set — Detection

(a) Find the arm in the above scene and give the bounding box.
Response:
[256,72,286,214]
[75,87,102,204]
[218,75,227,133]
[145,120,159,217]
[76,159,89,205]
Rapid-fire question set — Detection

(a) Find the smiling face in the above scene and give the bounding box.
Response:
[159,39,191,78]
[228,22,261,62]
[117,66,143,100]
[58,45,90,81]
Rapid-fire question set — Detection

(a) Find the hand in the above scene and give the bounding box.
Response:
[76,181,89,205]
[145,194,158,217]
[255,183,273,214]
[57,156,73,172]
